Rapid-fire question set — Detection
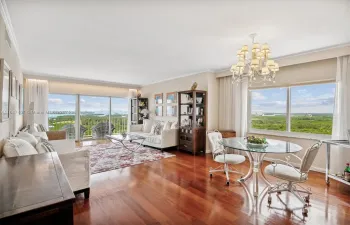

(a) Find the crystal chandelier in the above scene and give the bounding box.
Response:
[231,34,279,85]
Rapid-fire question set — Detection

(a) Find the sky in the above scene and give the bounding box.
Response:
[48,94,128,115]
[251,83,336,114]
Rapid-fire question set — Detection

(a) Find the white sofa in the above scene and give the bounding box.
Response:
[129,123,178,151]
[49,139,91,198]
[0,132,91,199]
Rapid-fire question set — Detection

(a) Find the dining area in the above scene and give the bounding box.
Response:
[207,131,322,218]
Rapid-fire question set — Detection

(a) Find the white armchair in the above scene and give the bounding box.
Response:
[264,142,322,215]
[207,131,245,185]
[49,139,91,198]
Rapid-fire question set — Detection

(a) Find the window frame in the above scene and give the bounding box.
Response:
[48,93,128,141]
[248,82,335,140]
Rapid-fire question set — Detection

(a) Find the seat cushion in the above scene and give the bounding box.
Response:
[214,154,245,164]
[264,164,307,182]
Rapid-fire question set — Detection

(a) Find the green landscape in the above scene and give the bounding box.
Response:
[251,113,333,135]
[48,114,128,138]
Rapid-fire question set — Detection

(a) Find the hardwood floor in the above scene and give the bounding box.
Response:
[73,142,350,225]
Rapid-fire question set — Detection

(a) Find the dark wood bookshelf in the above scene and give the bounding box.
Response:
[130,98,148,125]
[177,90,207,155]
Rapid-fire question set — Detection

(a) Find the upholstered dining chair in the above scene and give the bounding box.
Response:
[207,131,245,185]
[264,141,322,215]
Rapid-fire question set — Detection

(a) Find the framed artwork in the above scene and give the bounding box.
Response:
[155,106,163,116]
[19,84,24,115]
[15,79,19,99]
[166,105,177,116]
[0,59,10,121]
[166,92,177,104]
[154,93,163,104]
[10,71,15,97]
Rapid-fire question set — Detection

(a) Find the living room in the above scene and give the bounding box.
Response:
[0,1,350,225]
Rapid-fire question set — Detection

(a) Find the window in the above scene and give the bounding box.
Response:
[48,94,76,139]
[249,83,336,136]
[291,83,335,135]
[250,88,287,131]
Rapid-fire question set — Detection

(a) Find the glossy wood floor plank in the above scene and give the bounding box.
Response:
[74,142,350,225]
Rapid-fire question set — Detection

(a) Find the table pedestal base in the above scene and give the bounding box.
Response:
[238,152,271,197]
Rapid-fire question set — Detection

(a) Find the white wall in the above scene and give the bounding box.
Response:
[141,72,219,152]
[48,80,130,98]
[0,14,23,141]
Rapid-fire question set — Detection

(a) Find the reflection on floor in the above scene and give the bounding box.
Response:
[73,141,350,225]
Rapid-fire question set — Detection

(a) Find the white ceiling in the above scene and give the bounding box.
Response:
[5,0,350,86]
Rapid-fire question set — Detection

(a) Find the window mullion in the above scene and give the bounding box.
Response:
[286,87,291,132]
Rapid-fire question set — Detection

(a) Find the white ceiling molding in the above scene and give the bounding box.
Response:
[24,72,141,89]
[0,0,19,54]
[215,43,350,78]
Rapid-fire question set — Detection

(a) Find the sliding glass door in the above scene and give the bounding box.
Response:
[48,94,129,140]
[80,96,110,140]
[48,94,76,139]
[111,97,128,134]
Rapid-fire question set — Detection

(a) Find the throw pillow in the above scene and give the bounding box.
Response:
[170,121,179,129]
[37,124,47,132]
[150,122,162,135]
[15,132,38,147]
[36,140,55,154]
[32,132,49,141]
[163,121,172,130]
[143,119,153,133]
[3,139,38,158]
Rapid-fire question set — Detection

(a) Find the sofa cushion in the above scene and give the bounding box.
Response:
[143,119,153,133]
[3,139,38,158]
[129,132,161,145]
[15,132,38,147]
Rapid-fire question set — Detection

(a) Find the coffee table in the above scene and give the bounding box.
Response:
[106,134,146,153]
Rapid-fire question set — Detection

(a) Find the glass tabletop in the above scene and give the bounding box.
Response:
[106,134,146,141]
[219,137,302,153]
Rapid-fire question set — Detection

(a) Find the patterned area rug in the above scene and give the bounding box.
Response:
[75,142,175,174]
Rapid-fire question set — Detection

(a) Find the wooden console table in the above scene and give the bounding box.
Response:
[0,153,75,225]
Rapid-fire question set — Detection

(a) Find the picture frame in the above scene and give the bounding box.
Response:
[154,93,163,104]
[11,71,15,97]
[19,84,24,115]
[166,105,177,116]
[0,59,10,121]
[155,106,163,116]
[166,92,177,104]
[15,79,18,99]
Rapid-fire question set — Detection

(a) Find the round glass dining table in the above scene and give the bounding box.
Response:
[219,137,302,197]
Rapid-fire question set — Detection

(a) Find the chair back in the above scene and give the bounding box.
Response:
[300,142,322,173]
[207,131,224,157]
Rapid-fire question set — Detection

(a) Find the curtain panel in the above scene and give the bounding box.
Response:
[331,55,350,174]
[24,79,49,129]
[218,76,248,137]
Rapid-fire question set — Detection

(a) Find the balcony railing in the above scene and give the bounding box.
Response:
[49,115,128,139]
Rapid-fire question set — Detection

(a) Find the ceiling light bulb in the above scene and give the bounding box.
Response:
[241,45,249,52]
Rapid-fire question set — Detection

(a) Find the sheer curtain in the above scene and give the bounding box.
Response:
[24,79,49,129]
[331,55,350,173]
[218,76,248,137]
